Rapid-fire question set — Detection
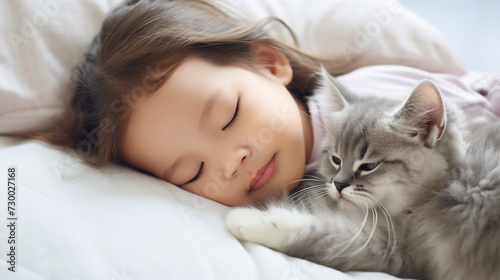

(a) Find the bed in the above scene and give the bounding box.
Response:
[0,0,496,279]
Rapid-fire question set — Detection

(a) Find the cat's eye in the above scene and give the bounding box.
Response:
[359,162,380,172]
[330,155,342,166]
[222,97,240,131]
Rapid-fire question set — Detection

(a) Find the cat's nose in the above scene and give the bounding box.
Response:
[334,181,350,193]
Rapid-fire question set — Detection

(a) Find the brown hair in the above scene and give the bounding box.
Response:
[38,0,324,168]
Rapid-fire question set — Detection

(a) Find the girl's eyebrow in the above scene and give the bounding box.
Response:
[199,87,224,128]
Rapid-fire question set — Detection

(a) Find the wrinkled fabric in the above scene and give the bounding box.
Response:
[306,65,500,172]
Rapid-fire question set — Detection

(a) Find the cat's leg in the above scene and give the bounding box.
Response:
[226,205,408,276]
[225,206,318,251]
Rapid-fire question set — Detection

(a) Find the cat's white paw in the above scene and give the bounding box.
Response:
[226,206,314,250]
[225,208,269,242]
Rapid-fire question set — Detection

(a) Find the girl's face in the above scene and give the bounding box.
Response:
[121,47,313,206]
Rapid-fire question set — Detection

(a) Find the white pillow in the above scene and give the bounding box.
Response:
[0,0,465,134]
[219,0,466,75]
[0,0,122,135]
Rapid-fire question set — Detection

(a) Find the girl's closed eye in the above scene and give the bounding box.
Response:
[222,96,240,130]
[185,161,204,185]
[185,96,240,185]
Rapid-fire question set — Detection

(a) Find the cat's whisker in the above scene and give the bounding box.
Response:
[303,190,331,205]
[290,176,324,184]
[283,178,322,191]
[348,203,377,257]
[372,196,398,260]
[353,204,378,256]
[299,177,323,182]
[341,205,372,257]
[313,208,367,262]
[292,190,328,204]
[306,176,326,182]
[371,193,423,218]
[286,183,323,198]
[373,197,397,262]
[381,205,397,258]
[282,177,325,195]
[285,184,328,206]
[326,205,372,260]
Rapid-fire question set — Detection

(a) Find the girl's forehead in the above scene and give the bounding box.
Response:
[127,59,217,131]
[132,57,223,108]
[154,57,230,99]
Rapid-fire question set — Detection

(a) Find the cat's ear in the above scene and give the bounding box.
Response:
[313,66,350,112]
[394,79,447,147]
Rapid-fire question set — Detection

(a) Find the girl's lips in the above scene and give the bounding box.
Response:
[250,154,276,192]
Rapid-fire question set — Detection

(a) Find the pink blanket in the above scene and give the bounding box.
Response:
[306,65,499,172]
[337,65,500,133]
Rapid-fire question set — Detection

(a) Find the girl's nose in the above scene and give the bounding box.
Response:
[224,147,252,179]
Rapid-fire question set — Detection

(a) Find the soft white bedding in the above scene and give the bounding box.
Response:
[0,0,491,279]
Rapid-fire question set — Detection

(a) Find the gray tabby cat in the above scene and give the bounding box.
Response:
[226,68,500,280]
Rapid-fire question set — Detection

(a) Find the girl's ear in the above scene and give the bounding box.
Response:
[250,42,293,86]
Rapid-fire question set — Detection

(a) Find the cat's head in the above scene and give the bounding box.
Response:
[313,68,464,215]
